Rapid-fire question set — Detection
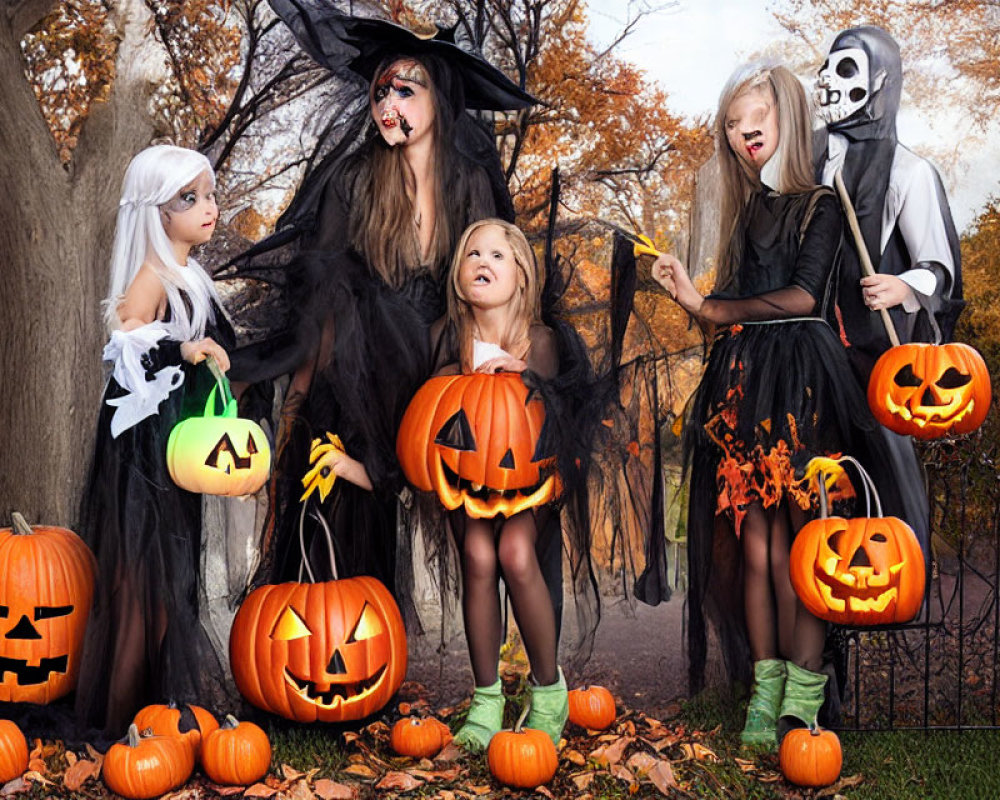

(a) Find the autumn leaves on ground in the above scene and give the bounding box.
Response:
[0,659,866,800]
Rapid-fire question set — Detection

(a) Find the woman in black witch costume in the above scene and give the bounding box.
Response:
[652,64,885,749]
[227,1,535,603]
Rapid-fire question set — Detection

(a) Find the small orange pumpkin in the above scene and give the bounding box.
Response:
[867,341,991,439]
[0,720,28,783]
[397,373,558,519]
[0,512,96,704]
[102,724,194,800]
[791,456,925,626]
[132,701,218,762]
[201,714,271,786]
[779,725,842,787]
[389,716,452,758]
[567,685,616,730]
[487,704,558,788]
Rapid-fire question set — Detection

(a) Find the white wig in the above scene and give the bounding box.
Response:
[104,144,220,338]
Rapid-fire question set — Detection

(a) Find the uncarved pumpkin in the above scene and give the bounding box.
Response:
[0,720,28,783]
[779,725,842,787]
[397,373,558,519]
[0,513,96,704]
[102,724,194,800]
[201,715,271,786]
[167,382,271,496]
[390,716,452,758]
[229,577,407,723]
[868,342,991,439]
[132,701,218,762]
[567,685,616,730]
[488,723,558,788]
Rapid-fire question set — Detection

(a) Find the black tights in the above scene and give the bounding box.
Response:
[457,510,558,687]
[741,502,825,671]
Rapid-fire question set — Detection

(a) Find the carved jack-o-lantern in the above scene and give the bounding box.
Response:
[0,513,97,704]
[867,342,991,439]
[397,373,558,519]
[167,382,271,496]
[229,576,407,723]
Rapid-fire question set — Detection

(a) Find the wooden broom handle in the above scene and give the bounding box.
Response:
[833,170,900,347]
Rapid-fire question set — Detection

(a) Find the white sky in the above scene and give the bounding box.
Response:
[584,0,997,232]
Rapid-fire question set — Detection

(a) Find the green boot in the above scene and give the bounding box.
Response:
[526,667,568,746]
[741,658,786,749]
[454,678,505,751]
[779,661,829,733]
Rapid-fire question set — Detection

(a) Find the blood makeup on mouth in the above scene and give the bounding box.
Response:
[742,130,764,159]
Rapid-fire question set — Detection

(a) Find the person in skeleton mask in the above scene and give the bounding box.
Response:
[814,25,962,571]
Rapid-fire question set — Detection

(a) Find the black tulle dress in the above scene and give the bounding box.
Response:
[685,187,887,695]
[75,304,235,739]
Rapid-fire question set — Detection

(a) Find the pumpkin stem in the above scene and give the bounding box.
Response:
[513,697,531,734]
[223,714,240,730]
[127,724,141,748]
[11,512,32,536]
[817,473,828,519]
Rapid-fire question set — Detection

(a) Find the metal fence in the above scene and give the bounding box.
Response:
[841,434,1000,730]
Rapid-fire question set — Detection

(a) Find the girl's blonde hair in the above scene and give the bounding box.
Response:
[714,63,816,292]
[446,218,544,373]
[104,144,219,337]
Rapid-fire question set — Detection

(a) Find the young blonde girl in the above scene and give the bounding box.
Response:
[431,218,566,750]
[653,65,885,747]
[76,145,234,736]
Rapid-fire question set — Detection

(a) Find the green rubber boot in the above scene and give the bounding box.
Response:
[454,679,504,751]
[526,667,569,746]
[741,658,786,749]
[779,661,829,733]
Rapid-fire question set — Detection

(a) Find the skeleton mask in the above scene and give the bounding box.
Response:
[815,47,871,125]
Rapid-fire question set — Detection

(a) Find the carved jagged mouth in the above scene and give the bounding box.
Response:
[440,462,548,500]
[284,665,387,707]
[0,654,68,685]
[815,566,901,615]
[885,395,975,427]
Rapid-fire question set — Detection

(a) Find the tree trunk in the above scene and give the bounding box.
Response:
[0,0,165,525]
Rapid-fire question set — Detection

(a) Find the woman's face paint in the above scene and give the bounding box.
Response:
[724,86,779,173]
[370,59,434,147]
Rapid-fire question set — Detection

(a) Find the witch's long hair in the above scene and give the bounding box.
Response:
[714,64,816,292]
[347,53,497,286]
[104,145,219,337]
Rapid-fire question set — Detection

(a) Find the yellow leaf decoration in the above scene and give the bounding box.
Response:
[802,456,847,493]
[632,233,663,259]
[300,432,345,504]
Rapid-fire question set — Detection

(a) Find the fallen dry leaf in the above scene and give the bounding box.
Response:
[468,785,492,795]
[21,771,54,787]
[62,757,101,791]
[28,740,42,761]
[408,767,463,783]
[287,780,318,800]
[1,778,28,797]
[437,790,456,800]
[244,783,278,797]
[342,731,362,746]
[626,752,658,776]
[620,720,637,737]
[590,735,633,767]
[610,764,636,784]
[645,760,678,795]
[64,751,77,768]
[563,749,586,766]
[376,771,423,792]
[26,759,45,775]
[282,764,306,781]
[435,742,463,762]
[676,742,719,762]
[205,785,246,797]
[734,757,756,772]
[313,778,358,799]
[571,771,597,791]
[535,786,556,799]
[342,763,378,779]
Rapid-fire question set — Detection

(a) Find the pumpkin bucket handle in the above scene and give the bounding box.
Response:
[296,500,339,584]
[203,356,235,418]
[812,455,883,520]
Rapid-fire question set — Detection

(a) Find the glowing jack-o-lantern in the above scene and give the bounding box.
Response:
[867,342,991,439]
[0,513,96,704]
[791,456,925,626]
[397,373,558,519]
[166,381,271,496]
[229,576,407,723]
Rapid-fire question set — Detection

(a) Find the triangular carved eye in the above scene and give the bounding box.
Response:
[893,364,922,387]
[499,448,515,469]
[435,410,476,451]
[271,606,312,641]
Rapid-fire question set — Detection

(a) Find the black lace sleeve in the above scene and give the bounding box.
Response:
[525,323,559,380]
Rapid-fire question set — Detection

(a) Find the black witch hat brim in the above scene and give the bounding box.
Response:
[269,0,536,111]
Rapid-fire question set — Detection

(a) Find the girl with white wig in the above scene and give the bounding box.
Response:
[76,144,235,737]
